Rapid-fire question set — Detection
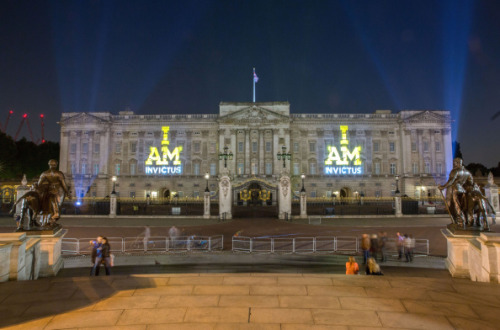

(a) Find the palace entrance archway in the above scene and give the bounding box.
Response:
[232,178,278,218]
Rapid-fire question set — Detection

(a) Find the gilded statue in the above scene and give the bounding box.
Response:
[439,157,495,230]
[11,159,71,231]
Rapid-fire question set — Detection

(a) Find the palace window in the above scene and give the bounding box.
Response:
[82,143,88,154]
[374,162,381,175]
[435,142,441,152]
[389,142,395,153]
[293,142,299,153]
[266,142,272,152]
[424,162,431,174]
[293,163,300,176]
[309,142,316,153]
[193,142,201,153]
[81,163,87,175]
[94,143,100,153]
[390,163,396,175]
[237,163,244,175]
[252,141,258,153]
[130,163,136,175]
[412,163,419,175]
[437,163,443,174]
[238,142,244,153]
[71,163,76,174]
[210,163,217,176]
[265,162,273,175]
[115,163,121,175]
[423,142,429,152]
[70,143,76,154]
[130,142,137,153]
[373,142,379,152]
[251,162,258,175]
[309,163,317,175]
[115,142,122,153]
[93,163,99,175]
[193,163,200,175]
[411,142,417,152]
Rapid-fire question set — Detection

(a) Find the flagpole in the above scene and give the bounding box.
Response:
[253,68,256,103]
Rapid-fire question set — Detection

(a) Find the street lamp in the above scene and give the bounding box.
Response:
[111,176,117,194]
[395,175,400,195]
[218,146,233,168]
[301,173,306,192]
[276,145,291,168]
[204,172,210,192]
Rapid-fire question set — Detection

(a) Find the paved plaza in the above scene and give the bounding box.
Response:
[1,271,500,329]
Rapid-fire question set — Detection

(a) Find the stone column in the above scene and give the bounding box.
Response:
[484,172,499,216]
[0,242,13,282]
[477,233,500,283]
[203,191,210,219]
[110,193,117,218]
[300,191,307,219]
[219,169,232,220]
[443,128,453,175]
[394,195,402,217]
[278,170,292,220]
[245,130,250,174]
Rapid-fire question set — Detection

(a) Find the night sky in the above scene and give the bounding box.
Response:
[1,0,499,167]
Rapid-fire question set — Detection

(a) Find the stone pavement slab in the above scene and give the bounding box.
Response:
[0,272,499,329]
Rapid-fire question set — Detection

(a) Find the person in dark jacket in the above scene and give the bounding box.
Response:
[99,237,112,276]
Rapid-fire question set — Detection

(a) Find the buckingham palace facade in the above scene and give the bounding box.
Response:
[58,102,452,202]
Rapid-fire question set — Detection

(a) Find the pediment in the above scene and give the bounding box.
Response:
[404,111,450,123]
[61,113,110,125]
[218,106,289,125]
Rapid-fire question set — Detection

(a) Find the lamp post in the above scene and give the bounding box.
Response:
[218,146,233,168]
[111,176,117,194]
[205,172,210,192]
[276,145,291,168]
[301,173,306,192]
[395,175,400,195]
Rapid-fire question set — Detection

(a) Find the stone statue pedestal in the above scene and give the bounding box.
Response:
[219,170,232,220]
[0,232,41,281]
[441,228,476,278]
[25,228,66,277]
[109,193,117,218]
[278,172,291,220]
[300,191,307,219]
[394,195,402,217]
[203,191,211,219]
[442,227,500,282]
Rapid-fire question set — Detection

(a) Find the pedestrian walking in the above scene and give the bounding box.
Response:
[168,226,180,247]
[98,237,112,275]
[142,226,151,251]
[345,256,359,275]
[397,232,405,260]
[404,234,413,262]
[361,234,371,264]
[378,232,387,262]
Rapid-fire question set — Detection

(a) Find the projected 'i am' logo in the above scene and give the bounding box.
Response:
[144,126,183,175]
[324,125,363,175]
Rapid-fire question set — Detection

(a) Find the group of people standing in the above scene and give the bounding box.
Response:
[397,232,416,262]
[90,236,112,276]
[361,232,388,264]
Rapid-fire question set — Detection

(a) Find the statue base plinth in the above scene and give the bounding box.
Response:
[22,224,63,236]
[25,228,66,277]
[446,223,492,236]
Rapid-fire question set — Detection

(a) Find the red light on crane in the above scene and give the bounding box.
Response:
[9,110,13,114]
[23,114,27,118]
[40,114,44,118]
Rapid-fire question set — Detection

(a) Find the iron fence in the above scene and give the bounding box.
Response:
[61,235,223,255]
[231,236,429,256]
